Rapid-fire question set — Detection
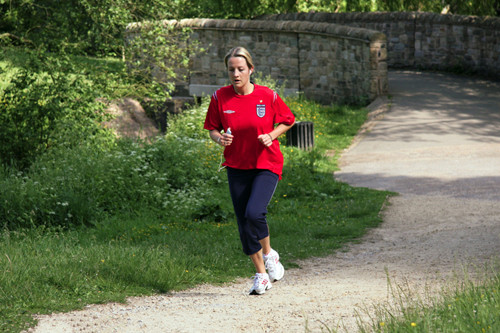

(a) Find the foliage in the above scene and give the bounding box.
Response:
[0,0,295,56]
[0,0,497,330]
[0,134,223,230]
[1,1,497,57]
[0,48,113,170]
[179,0,297,19]
[124,22,198,110]
[0,22,198,169]
[0,95,223,229]
[0,0,185,56]
[295,0,499,16]
[287,96,368,148]
[251,71,287,96]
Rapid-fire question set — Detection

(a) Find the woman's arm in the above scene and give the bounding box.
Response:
[258,122,295,147]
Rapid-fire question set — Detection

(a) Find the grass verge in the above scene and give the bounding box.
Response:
[356,265,500,333]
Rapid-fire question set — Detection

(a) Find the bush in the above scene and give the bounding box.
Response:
[0,49,112,169]
[0,135,225,229]
[1,0,496,59]
[0,95,230,230]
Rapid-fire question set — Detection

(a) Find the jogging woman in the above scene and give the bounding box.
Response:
[204,46,295,295]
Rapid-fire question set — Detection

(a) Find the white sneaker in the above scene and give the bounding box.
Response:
[249,273,272,295]
[264,249,285,282]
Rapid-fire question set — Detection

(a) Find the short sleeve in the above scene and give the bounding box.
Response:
[204,92,223,131]
[272,92,295,126]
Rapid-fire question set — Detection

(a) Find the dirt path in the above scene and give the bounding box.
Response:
[30,71,500,332]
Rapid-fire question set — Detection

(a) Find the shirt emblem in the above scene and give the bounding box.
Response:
[256,104,266,118]
[224,110,236,114]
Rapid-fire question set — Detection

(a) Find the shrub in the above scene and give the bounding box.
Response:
[0,49,112,169]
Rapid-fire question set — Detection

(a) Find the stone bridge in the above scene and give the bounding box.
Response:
[127,12,499,107]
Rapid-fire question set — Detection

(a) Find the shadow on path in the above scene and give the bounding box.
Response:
[336,70,500,198]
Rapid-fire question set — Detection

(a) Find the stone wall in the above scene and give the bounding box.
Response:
[127,19,388,105]
[260,12,500,78]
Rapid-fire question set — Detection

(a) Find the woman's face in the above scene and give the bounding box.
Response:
[227,56,253,93]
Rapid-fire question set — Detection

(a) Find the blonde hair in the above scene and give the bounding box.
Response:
[224,46,254,70]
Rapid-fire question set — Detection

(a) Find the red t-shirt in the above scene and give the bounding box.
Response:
[204,84,295,179]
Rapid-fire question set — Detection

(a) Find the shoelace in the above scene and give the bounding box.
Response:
[265,262,274,273]
[265,255,277,273]
[250,275,264,293]
[252,276,261,289]
[253,274,268,286]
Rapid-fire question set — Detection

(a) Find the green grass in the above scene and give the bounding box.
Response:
[356,266,500,333]
[1,179,388,331]
[0,172,389,332]
[1,193,389,332]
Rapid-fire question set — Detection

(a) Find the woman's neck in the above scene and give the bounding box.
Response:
[234,83,254,95]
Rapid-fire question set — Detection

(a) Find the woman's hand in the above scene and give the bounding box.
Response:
[258,133,273,147]
[209,129,233,147]
[219,132,233,146]
[258,123,294,148]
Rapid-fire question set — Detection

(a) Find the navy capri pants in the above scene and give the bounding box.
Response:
[226,168,279,255]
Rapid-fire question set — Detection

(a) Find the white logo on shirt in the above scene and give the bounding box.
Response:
[256,104,266,118]
[223,110,236,114]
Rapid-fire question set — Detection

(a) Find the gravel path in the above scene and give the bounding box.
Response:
[30,71,500,332]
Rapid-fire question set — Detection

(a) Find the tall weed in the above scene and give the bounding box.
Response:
[356,266,500,333]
